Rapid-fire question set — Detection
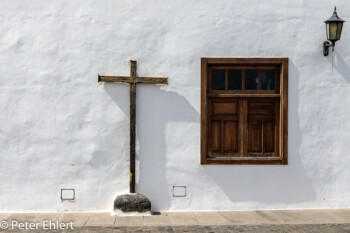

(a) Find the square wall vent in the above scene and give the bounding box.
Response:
[61,189,75,201]
[173,186,186,197]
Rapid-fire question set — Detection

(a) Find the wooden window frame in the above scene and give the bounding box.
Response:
[201,57,288,165]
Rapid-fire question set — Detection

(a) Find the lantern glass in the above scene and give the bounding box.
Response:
[329,22,338,40]
[326,23,330,39]
[336,22,343,39]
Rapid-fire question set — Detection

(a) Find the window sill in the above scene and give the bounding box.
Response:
[203,157,287,165]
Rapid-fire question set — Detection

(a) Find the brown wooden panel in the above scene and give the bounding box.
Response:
[212,116,239,121]
[210,121,221,152]
[248,115,275,121]
[242,99,248,155]
[212,102,238,115]
[248,122,262,153]
[248,102,275,116]
[274,100,280,156]
[264,121,275,153]
[224,121,238,153]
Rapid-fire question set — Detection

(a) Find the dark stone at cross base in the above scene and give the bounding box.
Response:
[114,193,151,213]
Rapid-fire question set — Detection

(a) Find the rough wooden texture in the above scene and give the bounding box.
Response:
[201,57,288,165]
[129,60,136,193]
[98,76,168,84]
[98,60,168,192]
[130,82,136,193]
[281,58,288,165]
[200,58,208,164]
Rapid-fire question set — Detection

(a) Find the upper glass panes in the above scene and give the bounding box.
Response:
[245,70,259,90]
[228,70,242,90]
[211,69,225,90]
[210,67,276,91]
[261,70,275,90]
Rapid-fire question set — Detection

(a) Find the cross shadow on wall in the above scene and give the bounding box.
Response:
[104,84,198,211]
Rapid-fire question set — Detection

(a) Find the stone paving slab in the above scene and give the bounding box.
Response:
[266,210,312,224]
[219,210,275,225]
[166,212,199,226]
[61,213,90,227]
[143,215,170,226]
[0,214,11,221]
[34,213,64,227]
[115,216,143,226]
[327,209,350,222]
[84,213,116,227]
[292,209,348,224]
[193,212,231,225]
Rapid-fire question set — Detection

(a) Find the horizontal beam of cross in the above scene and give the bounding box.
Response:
[98,75,168,84]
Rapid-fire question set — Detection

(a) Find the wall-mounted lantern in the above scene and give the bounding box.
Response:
[323,7,345,56]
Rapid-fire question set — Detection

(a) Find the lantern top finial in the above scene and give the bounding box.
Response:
[325,6,345,23]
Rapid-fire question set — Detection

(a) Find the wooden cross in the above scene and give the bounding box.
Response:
[98,60,168,193]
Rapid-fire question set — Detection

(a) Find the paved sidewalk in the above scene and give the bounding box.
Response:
[0,209,349,232]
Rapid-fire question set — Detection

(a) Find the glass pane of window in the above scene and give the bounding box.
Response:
[211,69,225,90]
[228,70,242,90]
[261,70,275,90]
[245,70,259,90]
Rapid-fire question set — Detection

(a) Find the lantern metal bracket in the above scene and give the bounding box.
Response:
[323,41,334,56]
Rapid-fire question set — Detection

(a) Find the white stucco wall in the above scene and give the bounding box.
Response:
[0,0,349,212]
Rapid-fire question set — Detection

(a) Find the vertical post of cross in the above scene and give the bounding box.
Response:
[129,60,137,193]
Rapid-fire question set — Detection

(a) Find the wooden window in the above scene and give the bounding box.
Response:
[201,58,288,165]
